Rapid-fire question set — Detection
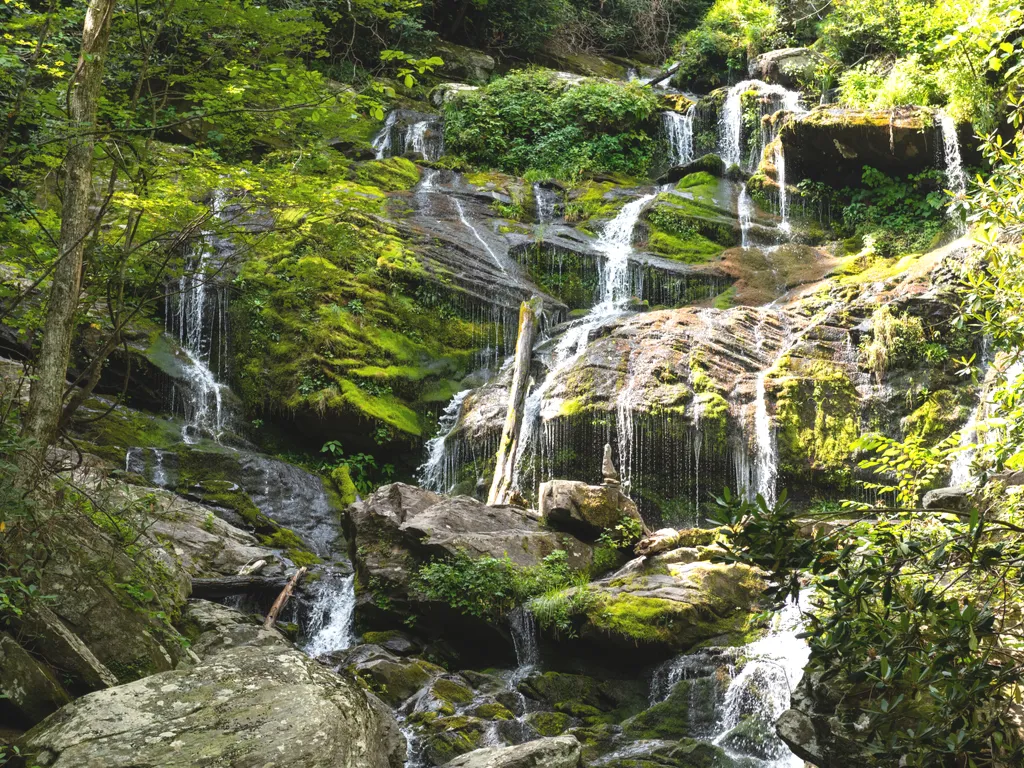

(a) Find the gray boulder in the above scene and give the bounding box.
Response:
[922,486,970,511]
[538,479,643,539]
[748,47,827,88]
[23,643,405,768]
[0,633,70,726]
[442,735,582,768]
[435,42,495,84]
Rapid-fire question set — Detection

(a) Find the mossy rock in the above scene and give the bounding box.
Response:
[421,716,486,765]
[598,737,747,767]
[471,701,514,720]
[356,657,444,706]
[525,710,574,736]
[430,675,475,706]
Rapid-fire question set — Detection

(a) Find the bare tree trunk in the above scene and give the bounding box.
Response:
[21,0,116,469]
[487,298,541,506]
[263,567,307,630]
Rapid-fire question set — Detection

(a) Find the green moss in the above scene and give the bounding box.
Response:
[903,390,967,444]
[712,285,737,309]
[330,464,358,507]
[473,702,514,720]
[431,677,475,705]
[775,360,860,488]
[354,157,420,191]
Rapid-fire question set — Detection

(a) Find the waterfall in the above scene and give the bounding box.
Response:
[168,190,229,444]
[405,119,444,162]
[663,110,694,167]
[304,573,356,657]
[938,111,967,232]
[711,597,809,766]
[533,183,558,224]
[774,142,791,232]
[372,111,398,160]
[719,80,803,172]
[738,186,754,248]
[418,389,471,492]
[510,193,656,493]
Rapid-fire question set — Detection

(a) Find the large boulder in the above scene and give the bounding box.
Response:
[435,42,495,84]
[577,561,764,658]
[538,480,643,540]
[775,670,866,766]
[748,48,828,88]
[0,633,71,727]
[22,643,405,768]
[442,735,582,768]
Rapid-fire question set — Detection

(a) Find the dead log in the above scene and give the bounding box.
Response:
[190,574,290,600]
[263,567,307,629]
[487,297,542,506]
[642,61,682,88]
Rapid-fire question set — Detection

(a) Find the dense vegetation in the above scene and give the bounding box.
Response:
[2,0,1024,765]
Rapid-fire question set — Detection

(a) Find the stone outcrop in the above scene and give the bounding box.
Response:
[442,735,582,768]
[748,48,828,88]
[776,106,939,187]
[776,670,868,767]
[23,626,405,768]
[434,42,495,84]
[538,479,643,539]
[0,633,71,727]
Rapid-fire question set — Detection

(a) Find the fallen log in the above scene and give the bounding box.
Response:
[190,574,290,600]
[263,567,307,629]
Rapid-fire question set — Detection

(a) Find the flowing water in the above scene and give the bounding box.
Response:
[454,197,510,275]
[510,193,657,493]
[372,111,399,159]
[719,81,802,171]
[738,185,754,248]
[405,119,444,162]
[304,573,357,657]
[663,110,695,167]
[418,389,471,493]
[533,183,559,224]
[938,111,967,233]
[167,190,230,443]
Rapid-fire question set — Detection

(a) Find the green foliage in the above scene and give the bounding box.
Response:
[443,70,662,180]
[415,549,576,620]
[670,0,787,91]
[840,167,947,256]
[853,432,959,507]
[713,471,1024,766]
[528,574,599,638]
[597,516,645,551]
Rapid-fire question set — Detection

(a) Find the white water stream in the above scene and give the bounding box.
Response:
[938,111,967,233]
[663,110,695,167]
[304,573,357,657]
[418,389,471,492]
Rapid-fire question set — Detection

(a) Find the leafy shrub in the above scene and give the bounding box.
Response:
[838,55,937,109]
[443,70,662,179]
[859,306,927,381]
[840,166,946,255]
[415,548,575,620]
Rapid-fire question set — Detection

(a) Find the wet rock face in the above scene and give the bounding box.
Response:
[0,633,71,727]
[776,670,867,767]
[779,106,939,187]
[23,643,405,768]
[748,48,827,89]
[538,479,643,540]
[441,735,582,768]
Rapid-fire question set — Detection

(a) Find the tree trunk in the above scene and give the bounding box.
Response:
[487,298,541,506]
[21,0,116,470]
[263,567,307,630]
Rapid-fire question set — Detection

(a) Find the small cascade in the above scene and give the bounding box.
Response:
[508,606,540,683]
[304,573,356,657]
[738,186,754,248]
[405,119,444,162]
[372,111,399,160]
[719,80,803,172]
[938,111,967,232]
[710,597,809,766]
[533,183,559,224]
[752,369,779,507]
[663,110,695,167]
[418,389,471,493]
[167,190,230,444]
[454,197,509,275]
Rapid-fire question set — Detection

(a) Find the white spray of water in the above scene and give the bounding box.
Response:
[405,120,443,162]
[738,185,754,248]
[720,80,802,171]
[372,111,398,159]
[304,573,356,657]
[774,141,791,233]
[753,369,778,506]
[663,110,695,167]
[938,111,967,233]
[418,389,471,492]
[533,183,558,224]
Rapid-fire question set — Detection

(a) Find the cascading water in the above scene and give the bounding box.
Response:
[938,111,967,233]
[738,186,754,248]
[304,573,357,657]
[510,193,656,493]
[372,111,399,160]
[418,389,471,492]
[533,183,559,224]
[663,110,695,167]
[508,606,540,683]
[752,370,778,505]
[454,197,509,275]
[774,142,791,232]
[168,190,229,443]
[405,119,443,162]
[719,80,802,171]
